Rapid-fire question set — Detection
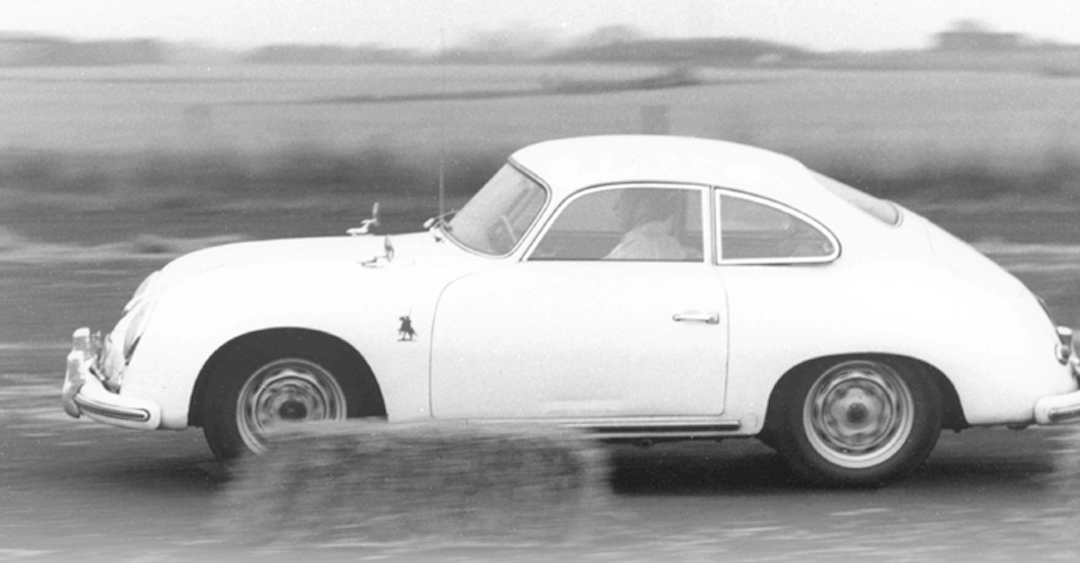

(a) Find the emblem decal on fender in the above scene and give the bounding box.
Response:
[398,315,417,341]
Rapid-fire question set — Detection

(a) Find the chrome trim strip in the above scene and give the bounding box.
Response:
[470,417,741,429]
[442,160,552,260]
[713,188,842,266]
[590,431,736,440]
[586,423,741,434]
[523,182,713,263]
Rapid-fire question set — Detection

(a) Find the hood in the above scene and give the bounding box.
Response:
[134,232,453,307]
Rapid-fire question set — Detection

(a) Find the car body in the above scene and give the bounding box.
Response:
[62,135,1080,486]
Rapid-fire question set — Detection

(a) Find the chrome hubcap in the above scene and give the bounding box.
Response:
[804,360,914,469]
[236,358,347,454]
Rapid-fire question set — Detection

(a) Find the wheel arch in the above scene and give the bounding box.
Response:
[764,353,968,434]
[187,327,386,428]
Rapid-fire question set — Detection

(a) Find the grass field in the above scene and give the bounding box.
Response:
[2,64,1080,203]
[2,63,1080,346]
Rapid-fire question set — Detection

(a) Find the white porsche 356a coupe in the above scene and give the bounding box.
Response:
[63,135,1080,486]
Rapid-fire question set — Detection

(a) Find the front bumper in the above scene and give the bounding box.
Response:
[1035,389,1080,424]
[1033,353,1080,424]
[62,328,161,430]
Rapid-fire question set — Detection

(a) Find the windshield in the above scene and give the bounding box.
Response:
[445,164,548,256]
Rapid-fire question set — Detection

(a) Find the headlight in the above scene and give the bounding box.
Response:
[123,300,156,363]
[1057,326,1076,366]
[124,270,161,314]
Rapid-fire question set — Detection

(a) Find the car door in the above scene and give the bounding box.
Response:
[430,185,729,420]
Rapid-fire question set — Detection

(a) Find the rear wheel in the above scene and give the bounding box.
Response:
[769,358,941,487]
[202,335,382,462]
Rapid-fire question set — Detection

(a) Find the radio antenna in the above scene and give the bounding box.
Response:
[437,27,447,218]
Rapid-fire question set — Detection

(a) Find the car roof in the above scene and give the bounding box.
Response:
[510,135,819,203]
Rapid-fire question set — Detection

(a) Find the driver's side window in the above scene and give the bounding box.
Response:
[530,187,703,262]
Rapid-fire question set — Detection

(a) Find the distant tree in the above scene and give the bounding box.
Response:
[454,22,562,59]
[547,37,813,67]
[576,25,649,48]
[243,44,415,65]
[19,39,165,66]
[949,19,991,34]
[934,19,1023,51]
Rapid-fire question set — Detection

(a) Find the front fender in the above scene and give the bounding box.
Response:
[119,259,456,428]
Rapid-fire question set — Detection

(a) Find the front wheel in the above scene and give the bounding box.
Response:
[202,336,382,462]
[768,358,942,487]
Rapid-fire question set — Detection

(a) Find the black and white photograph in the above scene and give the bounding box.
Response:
[4,1,1080,560]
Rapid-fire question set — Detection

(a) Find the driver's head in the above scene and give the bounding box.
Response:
[614,189,680,230]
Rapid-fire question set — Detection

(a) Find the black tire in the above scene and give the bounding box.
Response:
[202,334,383,462]
[768,358,942,487]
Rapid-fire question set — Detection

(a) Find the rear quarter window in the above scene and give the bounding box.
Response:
[718,193,837,262]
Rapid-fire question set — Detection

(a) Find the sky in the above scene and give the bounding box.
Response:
[3,0,1080,52]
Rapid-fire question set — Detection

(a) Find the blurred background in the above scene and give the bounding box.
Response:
[5,4,1080,558]
[3,0,1080,345]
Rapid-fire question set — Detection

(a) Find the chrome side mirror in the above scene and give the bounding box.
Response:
[348,202,381,236]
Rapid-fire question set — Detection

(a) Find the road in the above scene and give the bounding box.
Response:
[4,347,1080,562]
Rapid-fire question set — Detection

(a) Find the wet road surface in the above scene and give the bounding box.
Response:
[4,351,1080,562]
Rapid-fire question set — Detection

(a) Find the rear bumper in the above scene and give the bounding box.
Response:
[62,328,161,430]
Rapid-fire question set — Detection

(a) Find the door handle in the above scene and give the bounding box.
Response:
[673,311,720,324]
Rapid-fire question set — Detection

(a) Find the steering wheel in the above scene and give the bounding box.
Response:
[499,215,517,241]
[489,215,518,253]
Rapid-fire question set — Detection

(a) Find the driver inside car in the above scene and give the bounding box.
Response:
[605,189,698,261]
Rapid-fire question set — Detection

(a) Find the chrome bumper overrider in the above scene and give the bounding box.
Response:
[62,328,161,430]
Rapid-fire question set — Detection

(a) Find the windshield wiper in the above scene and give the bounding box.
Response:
[424,209,457,235]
